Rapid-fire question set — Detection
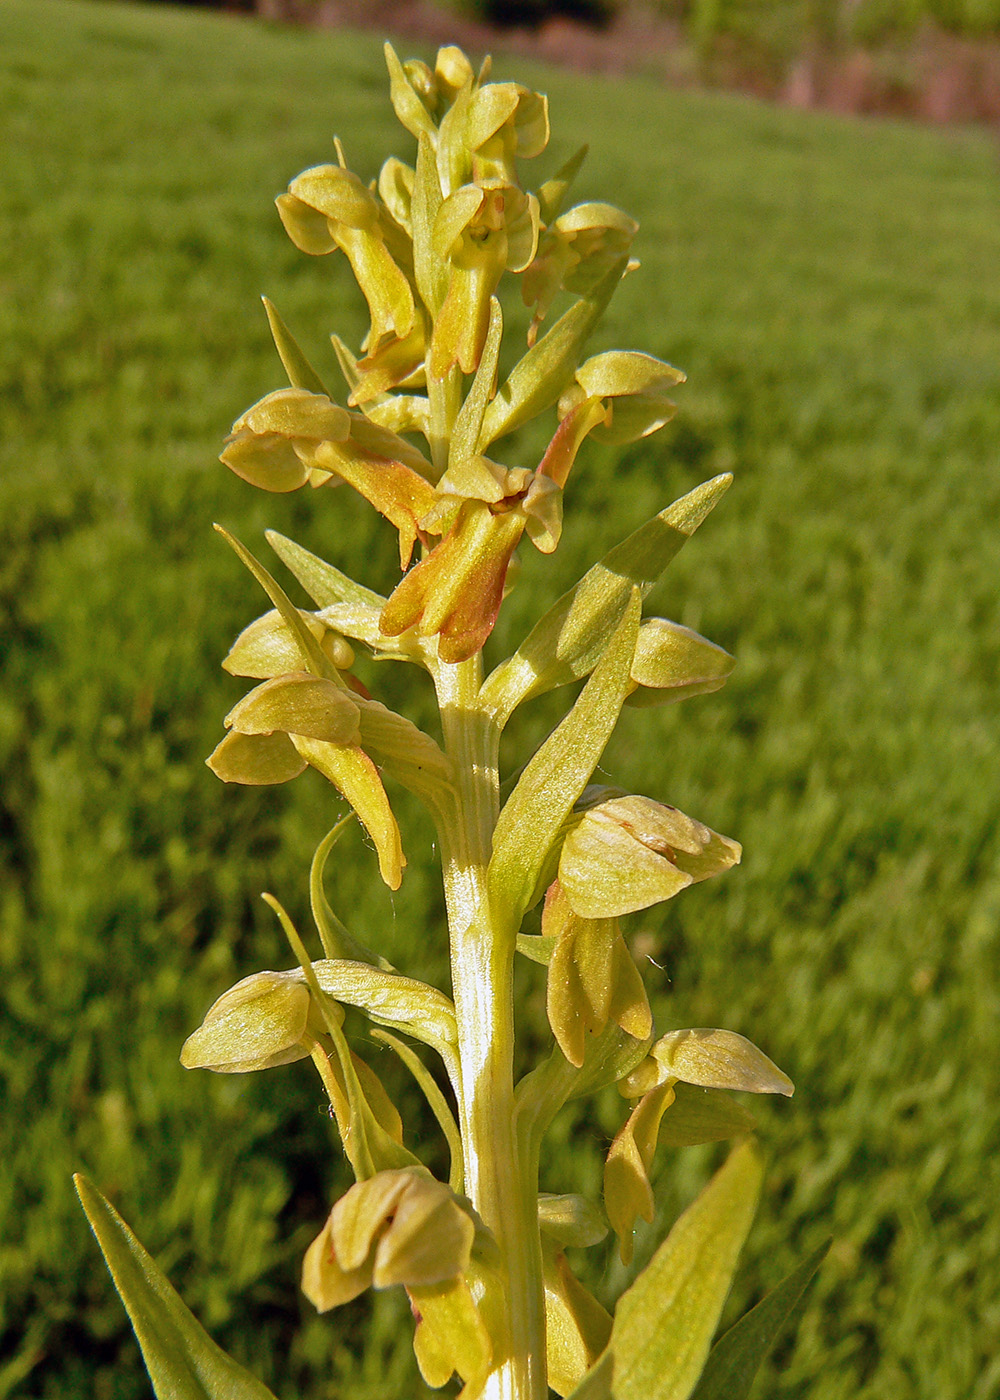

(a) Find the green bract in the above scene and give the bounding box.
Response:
[77,41,820,1400]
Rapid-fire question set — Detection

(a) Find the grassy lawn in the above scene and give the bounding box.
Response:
[2,2,999,1397]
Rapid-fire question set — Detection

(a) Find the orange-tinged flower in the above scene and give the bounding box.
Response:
[380,455,564,663]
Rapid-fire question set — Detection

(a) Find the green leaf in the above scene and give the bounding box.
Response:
[413,134,448,317]
[310,820,391,969]
[261,296,328,395]
[689,1241,830,1400]
[264,530,427,661]
[373,1028,465,1193]
[74,1176,279,1400]
[481,475,732,726]
[265,529,386,611]
[478,256,629,450]
[538,143,589,225]
[610,1139,763,1400]
[215,527,335,681]
[488,590,640,932]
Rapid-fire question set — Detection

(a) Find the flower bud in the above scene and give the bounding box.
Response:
[625,617,735,707]
[180,971,328,1074]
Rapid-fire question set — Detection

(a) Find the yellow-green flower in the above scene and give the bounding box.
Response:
[429,182,539,376]
[523,202,638,344]
[301,1168,475,1311]
[277,163,415,352]
[558,789,741,919]
[206,668,405,891]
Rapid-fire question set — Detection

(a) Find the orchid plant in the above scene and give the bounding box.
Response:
[76,42,826,1400]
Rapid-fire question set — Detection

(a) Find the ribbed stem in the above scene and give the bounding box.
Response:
[434,656,546,1400]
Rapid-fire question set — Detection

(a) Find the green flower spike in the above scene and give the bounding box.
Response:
[76,41,808,1400]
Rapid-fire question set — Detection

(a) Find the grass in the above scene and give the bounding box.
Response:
[2,2,999,1397]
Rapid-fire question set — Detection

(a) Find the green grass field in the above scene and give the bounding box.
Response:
[2,2,999,1397]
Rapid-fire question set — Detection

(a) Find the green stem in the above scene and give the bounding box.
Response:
[434,656,546,1400]
[427,365,464,476]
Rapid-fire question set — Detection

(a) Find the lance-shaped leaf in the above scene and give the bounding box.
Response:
[609,1139,764,1400]
[566,1350,613,1400]
[625,619,735,708]
[384,41,438,140]
[604,1080,676,1265]
[310,820,390,968]
[180,970,327,1074]
[449,296,503,471]
[478,255,629,450]
[74,1176,279,1400]
[480,475,732,727]
[537,143,588,225]
[543,1241,613,1399]
[488,590,640,933]
[689,1240,830,1400]
[374,1028,465,1192]
[264,530,419,660]
[412,134,448,316]
[216,527,336,680]
[261,296,328,395]
[558,794,741,920]
[266,529,387,612]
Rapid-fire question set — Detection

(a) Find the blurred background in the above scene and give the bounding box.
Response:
[1,2,999,1397]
